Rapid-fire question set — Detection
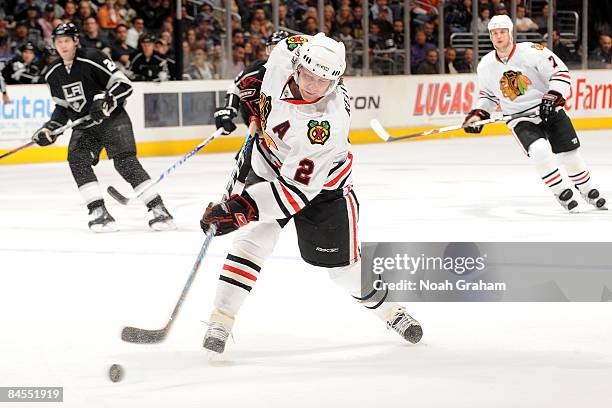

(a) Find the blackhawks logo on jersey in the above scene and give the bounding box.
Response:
[307,120,331,145]
[286,35,308,51]
[499,70,533,101]
[531,43,545,51]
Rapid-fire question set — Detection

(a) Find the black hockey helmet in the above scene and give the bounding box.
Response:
[140,32,157,44]
[52,23,79,41]
[20,41,37,53]
[266,30,290,46]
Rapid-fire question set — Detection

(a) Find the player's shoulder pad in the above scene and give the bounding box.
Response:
[477,50,496,71]
[76,48,116,73]
[43,57,64,82]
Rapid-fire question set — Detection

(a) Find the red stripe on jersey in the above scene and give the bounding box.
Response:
[223,264,257,281]
[545,173,561,185]
[553,73,571,79]
[278,182,302,213]
[324,153,353,188]
[347,193,358,263]
[572,171,589,182]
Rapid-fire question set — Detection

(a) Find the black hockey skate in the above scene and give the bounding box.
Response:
[148,204,176,231]
[387,306,423,344]
[88,204,118,233]
[556,188,579,213]
[580,189,607,210]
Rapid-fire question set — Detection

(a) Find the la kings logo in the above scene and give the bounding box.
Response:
[62,81,86,112]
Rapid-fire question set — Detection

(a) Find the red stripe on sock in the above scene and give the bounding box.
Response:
[223,264,257,281]
[572,172,590,182]
[545,173,561,185]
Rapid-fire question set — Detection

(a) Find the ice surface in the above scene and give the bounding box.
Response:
[1,131,611,407]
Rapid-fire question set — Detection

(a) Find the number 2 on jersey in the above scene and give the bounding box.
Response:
[294,159,314,185]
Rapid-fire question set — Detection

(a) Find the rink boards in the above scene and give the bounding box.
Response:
[1,70,611,164]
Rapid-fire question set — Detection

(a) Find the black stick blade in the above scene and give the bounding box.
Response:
[121,326,168,344]
[107,186,130,205]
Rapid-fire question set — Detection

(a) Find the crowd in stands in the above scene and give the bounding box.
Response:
[0,0,610,88]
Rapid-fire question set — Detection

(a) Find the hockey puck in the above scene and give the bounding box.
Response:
[108,364,124,383]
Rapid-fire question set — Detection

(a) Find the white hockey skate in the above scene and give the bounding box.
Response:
[555,188,579,213]
[386,305,423,344]
[203,309,234,354]
[88,205,118,233]
[148,203,177,231]
[580,189,607,210]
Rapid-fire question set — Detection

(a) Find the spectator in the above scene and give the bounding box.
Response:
[456,47,475,72]
[227,44,245,78]
[589,34,612,69]
[155,38,172,60]
[477,7,490,33]
[185,27,197,50]
[352,6,364,39]
[323,5,338,37]
[416,48,439,74]
[493,2,508,16]
[80,16,111,54]
[302,17,318,36]
[336,5,352,26]
[445,0,472,34]
[515,5,538,32]
[62,1,78,23]
[551,29,573,63]
[369,22,390,50]
[126,16,144,49]
[11,24,34,53]
[74,1,94,27]
[116,0,136,26]
[391,20,404,49]
[445,47,459,74]
[338,22,355,51]
[0,21,11,55]
[46,0,65,20]
[291,0,309,26]
[185,46,214,80]
[252,7,273,39]
[232,29,245,47]
[533,4,550,34]
[371,0,393,23]
[131,33,175,81]
[411,29,435,73]
[23,6,44,39]
[278,4,293,29]
[97,0,120,31]
[375,8,393,38]
[247,32,264,59]
[38,4,56,42]
[423,21,437,45]
[110,24,135,67]
[142,0,170,31]
[182,40,191,68]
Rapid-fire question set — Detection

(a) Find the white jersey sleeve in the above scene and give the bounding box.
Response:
[475,63,500,112]
[534,46,571,98]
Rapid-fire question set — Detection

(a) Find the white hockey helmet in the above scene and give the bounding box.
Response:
[488,14,514,36]
[293,33,346,96]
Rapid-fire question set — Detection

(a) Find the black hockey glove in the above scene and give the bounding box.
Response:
[89,93,115,123]
[32,120,63,146]
[463,109,490,134]
[200,193,259,236]
[214,106,238,135]
[539,90,565,123]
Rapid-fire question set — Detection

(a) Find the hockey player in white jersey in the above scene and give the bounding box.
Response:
[464,15,606,212]
[200,33,422,354]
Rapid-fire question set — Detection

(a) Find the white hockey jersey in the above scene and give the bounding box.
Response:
[246,35,353,221]
[474,42,572,128]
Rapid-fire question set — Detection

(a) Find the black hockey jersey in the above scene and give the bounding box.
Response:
[44,47,133,128]
[1,56,43,84]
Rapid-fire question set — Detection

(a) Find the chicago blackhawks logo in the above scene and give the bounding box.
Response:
[307,120,331,145]
[259,92,278,150]
[499,70,532,101]
[286,35,308,51]
[531,43,545,51]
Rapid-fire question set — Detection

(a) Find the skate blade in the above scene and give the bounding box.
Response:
[149,220,177,231]
[89,223,119,233]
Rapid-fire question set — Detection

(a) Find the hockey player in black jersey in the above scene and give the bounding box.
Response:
[1,42,43,85]
[32,23,175,232]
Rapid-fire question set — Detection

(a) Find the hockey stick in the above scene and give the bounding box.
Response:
[121,225,217,344]
[223,121,258,199]
[0,115,91,161]
[107,128,224,205]
[370,111,539,142]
